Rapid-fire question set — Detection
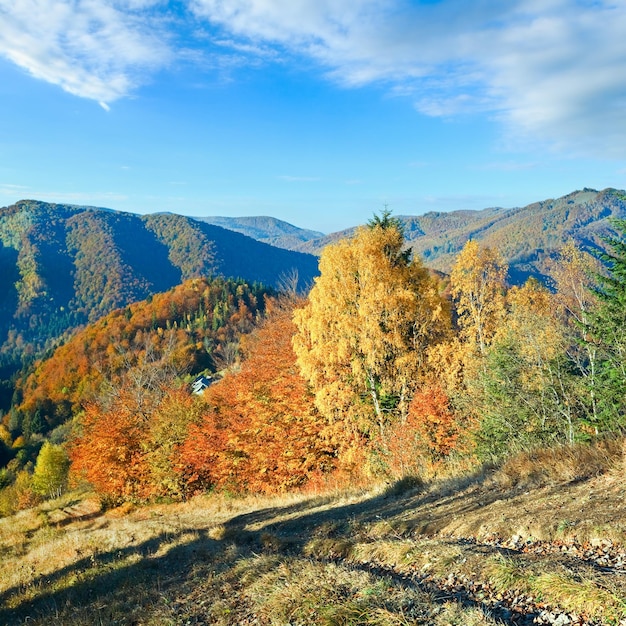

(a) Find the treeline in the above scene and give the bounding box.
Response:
[3,213,626,510]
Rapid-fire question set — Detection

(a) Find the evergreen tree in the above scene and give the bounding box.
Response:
[588,219,626,431]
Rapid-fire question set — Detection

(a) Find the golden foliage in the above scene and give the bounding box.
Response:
[450,240,507,355]
[293,223,450,435]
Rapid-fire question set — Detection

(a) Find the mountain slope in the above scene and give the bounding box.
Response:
[0,200,319,387]
[194,215,324,250]
[295,188,626,283]
[16,276,271,435]
[405,187,626,282]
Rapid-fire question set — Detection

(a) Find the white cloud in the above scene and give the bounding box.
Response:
[0,184,29,198]
[2,0,626,156]
[484,3,626,156]
[189,0,626,157]
[0,0,170,104]
[0,185,129,204]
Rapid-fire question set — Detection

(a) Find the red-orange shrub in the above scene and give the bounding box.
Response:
[70,386,202,502]
[178,299,340,495]
[385,385,463,477]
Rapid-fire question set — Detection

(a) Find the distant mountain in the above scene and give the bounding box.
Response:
[293,188,626,284]
[0,200,319,394]
[194,215,324,251]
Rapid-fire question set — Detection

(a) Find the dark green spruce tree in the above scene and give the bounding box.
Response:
[588,219,626,432]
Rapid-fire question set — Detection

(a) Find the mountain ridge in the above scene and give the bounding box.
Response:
[217,187,626,284]
[2,186,624,383]
[194,215,324,250]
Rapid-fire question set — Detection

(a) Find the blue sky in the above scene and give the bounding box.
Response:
[1,1,625,233]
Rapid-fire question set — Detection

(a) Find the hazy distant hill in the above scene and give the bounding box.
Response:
[195,215,324,250]
[0,200,319,389]
[293,188,626,284]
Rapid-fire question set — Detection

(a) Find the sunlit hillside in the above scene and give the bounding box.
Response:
[293,188,626,284]
[1,438,624,625]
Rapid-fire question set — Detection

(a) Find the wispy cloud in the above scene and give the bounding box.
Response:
[2,1,626,156]
[0,186,128,204]
[190,0,626,157]
[472,161,540,172]
[420,193,508,209]
[0,183,29,198]
[0,0,170,105]
[278,175,321,182]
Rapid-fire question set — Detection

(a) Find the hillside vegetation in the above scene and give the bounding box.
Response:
[0,200,318,402]
[3,211,625,504]
[0,439,624,625]
[0,276,271,483]
[4,211,626,500]
[293,188,626,283]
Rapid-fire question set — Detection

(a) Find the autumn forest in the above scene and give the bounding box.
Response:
[1,205,625,514]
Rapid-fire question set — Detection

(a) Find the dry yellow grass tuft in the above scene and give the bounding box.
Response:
[490,437,623,490]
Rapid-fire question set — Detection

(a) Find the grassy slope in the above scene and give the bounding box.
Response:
[1,441,625,626]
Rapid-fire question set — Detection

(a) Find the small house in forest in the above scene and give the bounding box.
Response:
[191,375,212,395]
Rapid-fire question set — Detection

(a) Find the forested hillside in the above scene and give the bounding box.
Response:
[0,200,318,409]
[4,211,624,513]
[2,202,626,519]
[0,276,271,496]
[294,188,626,283]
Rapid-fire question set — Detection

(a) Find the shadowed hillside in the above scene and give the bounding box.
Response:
[0,200,319,394]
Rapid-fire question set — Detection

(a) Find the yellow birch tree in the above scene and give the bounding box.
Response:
[549,241,602,425]
[293,215,449,437]
[450,240,507,356]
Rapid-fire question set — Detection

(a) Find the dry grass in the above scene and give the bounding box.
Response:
[1,437,624,625]
[486,554,626,623]
[490,437,623,490]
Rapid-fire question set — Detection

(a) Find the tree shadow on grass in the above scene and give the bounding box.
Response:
[2,471,592,625]
[219,469,527,542]
[0,529,221,625]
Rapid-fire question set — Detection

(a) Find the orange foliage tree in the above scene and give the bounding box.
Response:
[70,385,204,502]
[179,298,356,495]
[384,385,466,478]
